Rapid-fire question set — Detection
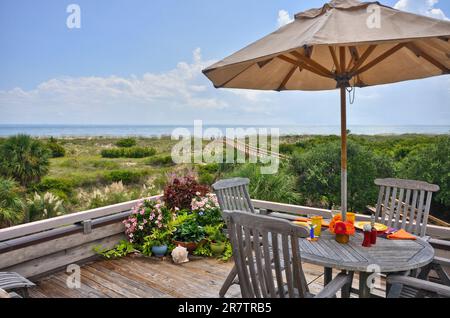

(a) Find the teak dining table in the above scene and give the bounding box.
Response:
[298,230,435,298]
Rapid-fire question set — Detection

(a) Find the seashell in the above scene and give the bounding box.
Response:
[171,245,189,264]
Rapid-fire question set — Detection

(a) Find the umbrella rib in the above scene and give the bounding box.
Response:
[405,43,450,74]
[278,55,333,79]
[347,46,359,71]
[257,58,274,69]
[328,46,341,74]
[347,47,366,86]
[277,66,298,91]
[290,51,334,77]
[339,47,346,73]
[215,64,255,88]
[353,43,407,76]
[349,45,377,74]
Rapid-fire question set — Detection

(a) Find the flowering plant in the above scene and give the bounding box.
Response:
[164,172,209,210]
[123,199,174,245]
[328,215,355,236]
[191,193,222,226]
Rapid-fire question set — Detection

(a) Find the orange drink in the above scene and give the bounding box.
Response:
[311,216,323,237]
[347,213,356,224]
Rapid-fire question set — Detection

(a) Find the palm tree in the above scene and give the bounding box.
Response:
[0,134,50,186]
[0,178,24,227]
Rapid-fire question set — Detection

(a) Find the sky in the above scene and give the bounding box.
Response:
[0,0,449,126]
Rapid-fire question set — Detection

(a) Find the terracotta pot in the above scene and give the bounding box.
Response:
[335,234,350,244]
[173,240,198,253]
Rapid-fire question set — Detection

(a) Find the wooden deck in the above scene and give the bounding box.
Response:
[28,256,387,298]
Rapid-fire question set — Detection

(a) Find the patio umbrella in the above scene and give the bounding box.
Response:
[202,0,450,221]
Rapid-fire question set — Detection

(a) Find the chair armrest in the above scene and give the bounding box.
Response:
[315,273,351,298]
[433,257,450,268]
[387,275,450,298]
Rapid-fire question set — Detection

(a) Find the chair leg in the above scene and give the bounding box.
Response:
[220,265,239,298]
[341,271,354,298]
[434,264,450,286]
[324,267,333,286]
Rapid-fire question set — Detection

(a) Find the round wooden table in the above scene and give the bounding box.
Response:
[298,230,435,298]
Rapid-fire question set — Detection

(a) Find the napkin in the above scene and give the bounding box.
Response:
[387,229,416,240]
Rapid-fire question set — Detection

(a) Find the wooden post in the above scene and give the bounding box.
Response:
[340,86,348,222]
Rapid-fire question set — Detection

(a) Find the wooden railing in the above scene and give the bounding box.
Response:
[0,195,163,279]
[0,196,449,279]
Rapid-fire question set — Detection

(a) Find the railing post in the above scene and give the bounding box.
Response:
[82,220,92,235]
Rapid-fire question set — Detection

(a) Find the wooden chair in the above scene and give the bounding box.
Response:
[0,272,35,298]
[387,274,450,298]
[374,178,449,293]
[223,210,352,298]
[374,178,440,237]
[212,178,255,297]
[213,178,256,214]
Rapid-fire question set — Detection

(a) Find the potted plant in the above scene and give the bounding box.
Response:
[171,213,206,252]
[205,224,227,256]
[142,228,171,257]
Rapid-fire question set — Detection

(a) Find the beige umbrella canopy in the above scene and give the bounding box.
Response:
[203,0,450,220]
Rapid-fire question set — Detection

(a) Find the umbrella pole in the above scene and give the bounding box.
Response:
[340,86,347,222]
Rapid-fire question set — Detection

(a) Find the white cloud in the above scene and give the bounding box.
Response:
[394,0,449,20]
[277,10,294,28]
[0,49,228,111]
[0,48,280,124]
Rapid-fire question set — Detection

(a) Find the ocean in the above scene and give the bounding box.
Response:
[0,124,449,137]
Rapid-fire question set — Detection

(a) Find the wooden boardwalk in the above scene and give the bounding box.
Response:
[28,256,386,298]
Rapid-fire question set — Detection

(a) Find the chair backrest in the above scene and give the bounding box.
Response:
[223,210,310,298]
[212,178,256,214]
[374,178,440,237]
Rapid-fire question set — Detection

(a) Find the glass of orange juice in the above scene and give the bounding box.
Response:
[347,212,356,225]
[311,216,323,237]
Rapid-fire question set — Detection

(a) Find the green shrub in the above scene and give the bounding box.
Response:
[37,177,75,195]
[0,134,50,186]
[198,163,219,185]
[90,160,121,170]
[0,178,24,227]
[398,136,450,206]
[145,155,174,167]
[46,137,66,158]
[279,143,296,155]
[115,138,137,148]
[198,172,215,186]
[106,170,143,184]
[125,147,156,158]
[26,192,65,222]
[101,147,156,158]
[227,163,301,205]
[290,141,394,211]
[59,158,80,168]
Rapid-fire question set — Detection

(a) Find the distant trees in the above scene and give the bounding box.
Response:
[0,134,50,186]
[290,141,394,212]
[398,136,450,207]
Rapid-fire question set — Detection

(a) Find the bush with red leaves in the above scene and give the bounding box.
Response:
[163,173,210,210]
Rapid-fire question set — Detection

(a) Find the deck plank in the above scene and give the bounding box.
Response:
[28,256,387,298]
